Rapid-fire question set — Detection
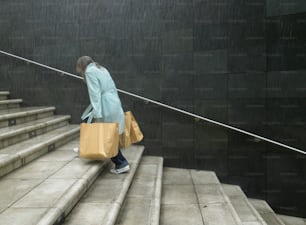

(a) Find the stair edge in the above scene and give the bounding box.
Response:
[149,157,163,225]
[37,160,111,225]
[277,214,306,225]
[103,145,145,225]
[219,183,243,225]
[249,198,286,225]
[0,126,80,177]
[0,115,71,141]
[0,99,23,104]
[0,106,56,121]
[222,184,268,225]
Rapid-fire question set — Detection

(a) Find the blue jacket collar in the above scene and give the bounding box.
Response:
[87,62,95,68]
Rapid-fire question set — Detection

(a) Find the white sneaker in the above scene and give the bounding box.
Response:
[73,147,79,154]
[110,164,130,174]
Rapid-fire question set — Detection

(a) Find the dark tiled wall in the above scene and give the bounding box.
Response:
[0,0,306,217]
[267,0,306,16]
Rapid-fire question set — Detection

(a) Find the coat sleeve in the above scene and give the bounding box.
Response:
[81,104,93,120]
[85,70,103,119]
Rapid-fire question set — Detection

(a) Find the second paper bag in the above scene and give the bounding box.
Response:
[119,111,144,149]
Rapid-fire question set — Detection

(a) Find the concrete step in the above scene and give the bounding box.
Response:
[63,145,144,225]
[0,99,22,110]
[277,214,306,225]
[0,91,10,100]
[0,115,71,149]
[222,184,267,225]
[0,124,80,177]
[0,137,111,225]
[0,106,55,128]
[249,199,286,225]
[115,156,163,225]
[160,168,242,225]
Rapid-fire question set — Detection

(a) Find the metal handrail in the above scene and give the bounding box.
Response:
[1,49,305,155]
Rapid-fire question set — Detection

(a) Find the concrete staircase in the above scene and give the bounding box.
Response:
[0,90,305,225]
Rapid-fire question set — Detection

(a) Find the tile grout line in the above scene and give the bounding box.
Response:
[189,169,206,225]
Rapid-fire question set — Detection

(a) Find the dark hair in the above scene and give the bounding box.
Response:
[76,56,102,73]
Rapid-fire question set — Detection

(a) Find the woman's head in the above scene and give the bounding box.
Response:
[76,56,94,78]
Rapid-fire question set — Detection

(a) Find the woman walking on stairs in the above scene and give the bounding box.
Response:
[75,56,130,174]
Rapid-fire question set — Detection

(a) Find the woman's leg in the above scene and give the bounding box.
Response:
[110,148,130,174]
[111,149,129,168]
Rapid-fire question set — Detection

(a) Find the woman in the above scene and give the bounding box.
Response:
[76,56,130,174]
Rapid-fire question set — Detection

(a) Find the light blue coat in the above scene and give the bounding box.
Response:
[81,63,125,135]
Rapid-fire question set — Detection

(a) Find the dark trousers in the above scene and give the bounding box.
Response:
[111,149,129,168]
[83,117,128,168]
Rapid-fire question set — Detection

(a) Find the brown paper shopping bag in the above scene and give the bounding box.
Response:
[119,111,144,149]
[80,122,119,160]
